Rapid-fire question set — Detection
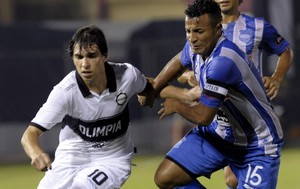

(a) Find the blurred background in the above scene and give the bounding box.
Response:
[0,0,299,163]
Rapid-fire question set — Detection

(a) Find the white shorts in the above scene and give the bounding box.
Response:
[37,159,131,189]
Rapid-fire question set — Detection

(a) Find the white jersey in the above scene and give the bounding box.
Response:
[31,62,147,166]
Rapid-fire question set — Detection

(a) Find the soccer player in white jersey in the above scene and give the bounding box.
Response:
[214,0,293,188]
[139,0,283,188]
[21,25,153,189]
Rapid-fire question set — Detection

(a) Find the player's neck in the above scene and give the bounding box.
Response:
[86,74,107,95]
[222,11,240,24]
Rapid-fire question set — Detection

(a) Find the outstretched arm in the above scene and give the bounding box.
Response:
[153,52,186,95]
[263,46,293,100]
[138,52,186,107]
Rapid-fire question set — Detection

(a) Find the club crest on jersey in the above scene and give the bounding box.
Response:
[239,28,254,45]
[116,92,127,105]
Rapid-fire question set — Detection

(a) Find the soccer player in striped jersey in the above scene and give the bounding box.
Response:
[167,1,293,179]
[214,0,293,187]
[216,0,293,101]
[21,25,153,189]
[140,0,284,188]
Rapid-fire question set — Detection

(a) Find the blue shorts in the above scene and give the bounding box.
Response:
[166,127,280,189]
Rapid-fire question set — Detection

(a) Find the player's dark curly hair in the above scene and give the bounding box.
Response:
[185,0,222,27]
[67,25,108,57]
[239,0,243,5]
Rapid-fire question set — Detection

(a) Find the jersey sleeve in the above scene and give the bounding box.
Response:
[126,63,147,94]
[200,56,239,108]
[31,85,68,131]
[260,20,289,56]
[180,41,193,70]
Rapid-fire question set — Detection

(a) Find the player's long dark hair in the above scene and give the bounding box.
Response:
[67,25,108,57]
[185,0,222,27]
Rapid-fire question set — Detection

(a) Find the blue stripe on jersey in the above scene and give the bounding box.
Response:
[245,15,255,53]
[181,41,194,70]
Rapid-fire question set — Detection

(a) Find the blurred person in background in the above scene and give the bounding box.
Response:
[139,0,284,188]
[21,25,152,189]
[214,0,293,188]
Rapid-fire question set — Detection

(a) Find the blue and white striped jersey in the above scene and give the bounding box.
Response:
[180,37,283,157]
[222,13,289,76]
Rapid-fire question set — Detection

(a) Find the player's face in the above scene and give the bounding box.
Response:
[185,14,220,58]
[214,0,239,14]
[73,43,108,85]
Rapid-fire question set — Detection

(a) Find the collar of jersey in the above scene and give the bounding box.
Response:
[75,62,117,97]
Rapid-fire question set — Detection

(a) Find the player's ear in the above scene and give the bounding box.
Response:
[102,54,108,62]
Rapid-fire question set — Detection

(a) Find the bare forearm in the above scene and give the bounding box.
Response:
[272,47,293,82]
[153,52,185,93]
[159,98,218,126]
[175,102,217,125]
[159,85,190,100]
[21,126,44,159]
[159,85,201,102]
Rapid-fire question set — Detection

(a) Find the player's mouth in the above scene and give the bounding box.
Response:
[81,71,92,78]
[191,44,202,51]
[219,1,230,8]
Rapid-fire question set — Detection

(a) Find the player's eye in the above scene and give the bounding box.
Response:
[87,52,97,58]
[74,54,83,59]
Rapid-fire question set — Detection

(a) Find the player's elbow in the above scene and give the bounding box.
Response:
[283,46,294,64]
[191,107,217,126]
[20,131,29,149]
[288,47,294,63]
[194,116,214,126]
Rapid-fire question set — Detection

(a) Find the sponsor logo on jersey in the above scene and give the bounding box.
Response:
[216,109,229,123]
[79,120,122,138]
[276,34,284,45]
[63,106,130,142]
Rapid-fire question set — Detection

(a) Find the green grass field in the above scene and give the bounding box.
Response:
[1,148,299,189]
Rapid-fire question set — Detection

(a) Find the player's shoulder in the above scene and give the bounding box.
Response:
[218,37,241,52]
[240,14,265,30]
[216,37,247,60]
[241,13,264,22]
[108,62,134,70]
[56,71,77,92]
[108,62,138,76]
